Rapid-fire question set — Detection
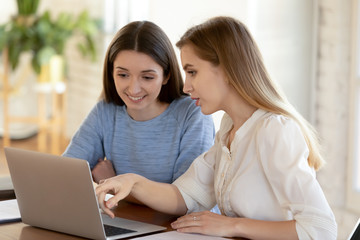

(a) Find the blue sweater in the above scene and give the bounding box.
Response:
[63,96,215,183]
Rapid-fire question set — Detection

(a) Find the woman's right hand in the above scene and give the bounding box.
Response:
[95,173,139,218]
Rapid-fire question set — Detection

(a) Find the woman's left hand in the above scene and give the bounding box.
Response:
[92,158,116,184]
[171,211,237,237]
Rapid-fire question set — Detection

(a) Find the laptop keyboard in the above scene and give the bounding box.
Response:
[104,224,137,237]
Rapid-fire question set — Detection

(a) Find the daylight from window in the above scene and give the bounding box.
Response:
[356,84,360,191]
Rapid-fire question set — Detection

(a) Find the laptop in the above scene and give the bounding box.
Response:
[5,147,166,240]
[348,218,360,240]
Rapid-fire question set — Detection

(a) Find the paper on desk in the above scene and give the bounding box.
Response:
[0,199,21,223]
[133,231,228,240]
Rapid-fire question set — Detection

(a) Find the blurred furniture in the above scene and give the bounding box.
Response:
[1,49,67,155]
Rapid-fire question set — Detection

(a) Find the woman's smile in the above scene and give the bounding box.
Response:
[127,94,146,102]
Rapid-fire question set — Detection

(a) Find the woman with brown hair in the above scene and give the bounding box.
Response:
[63,21,214,185]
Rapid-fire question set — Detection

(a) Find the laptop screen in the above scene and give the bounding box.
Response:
[349,218,360,240]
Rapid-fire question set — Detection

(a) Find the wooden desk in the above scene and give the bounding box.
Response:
[0,201,179,240]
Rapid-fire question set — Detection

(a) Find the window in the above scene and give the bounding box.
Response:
[103,0,149,34]
[103,0,149,56]
[347,0,360,213]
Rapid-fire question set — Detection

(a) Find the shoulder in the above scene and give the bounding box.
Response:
[256,112,311,173]
[169,95,196,111]
[257,112,305,146]
[260,113,300,134]
[88,100,124,121]
[167,96,214,127]
[92,99,121,113]
[169,96,204,118]
[94,99,116,110]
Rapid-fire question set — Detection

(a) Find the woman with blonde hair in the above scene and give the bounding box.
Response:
[96,16,337,239]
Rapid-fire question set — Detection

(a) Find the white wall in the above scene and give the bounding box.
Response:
[146,0,316,128]
[251,0,317,123]
[316,0,360,238]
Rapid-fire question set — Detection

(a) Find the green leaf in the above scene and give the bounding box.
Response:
[31,55,41,74]
[1,9,99,72]
[0,25,8,51]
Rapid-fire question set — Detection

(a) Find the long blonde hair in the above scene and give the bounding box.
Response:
[176,16,324,170]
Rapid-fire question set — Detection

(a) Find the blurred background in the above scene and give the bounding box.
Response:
[0,0,359,239]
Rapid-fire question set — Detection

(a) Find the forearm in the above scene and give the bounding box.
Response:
[130,174,187,215]
[234,218,298,240]
[124,195,144,205]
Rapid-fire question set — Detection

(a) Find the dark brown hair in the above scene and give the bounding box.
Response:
[102,21,185,105]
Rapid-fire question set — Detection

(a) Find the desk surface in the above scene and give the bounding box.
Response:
[0,200,179,240]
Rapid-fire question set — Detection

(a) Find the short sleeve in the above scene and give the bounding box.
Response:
[256,115,337,239]
[62,101,106,168]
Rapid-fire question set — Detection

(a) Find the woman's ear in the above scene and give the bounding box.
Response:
[222,68,230,84]
[162,73,170,85]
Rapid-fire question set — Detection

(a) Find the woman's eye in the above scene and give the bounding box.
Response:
[187,70,196,76]
[117,73,128,78]
[143,76,154,80]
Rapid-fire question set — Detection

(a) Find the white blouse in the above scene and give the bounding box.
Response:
[173,109,337,239]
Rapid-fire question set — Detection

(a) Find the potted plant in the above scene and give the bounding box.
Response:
[0,0,99,146]
[0,0,98,77]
